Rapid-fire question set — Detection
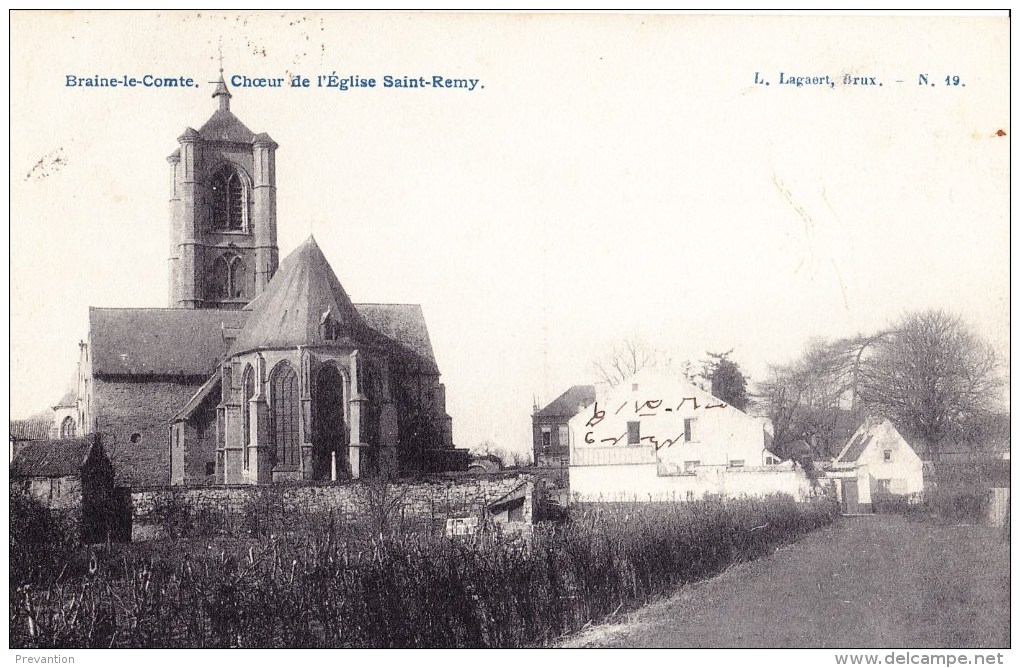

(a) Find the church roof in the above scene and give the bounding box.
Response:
[355,303,437,366]
[229,236,380,355]
[90,308,248,377]
[53,385,77,409]
[198,109,256,143]
[88,300,438,378]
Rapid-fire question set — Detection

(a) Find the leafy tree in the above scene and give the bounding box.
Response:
[858,309,1003,458]
[699,349,749,410]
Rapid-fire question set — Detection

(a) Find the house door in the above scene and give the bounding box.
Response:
[842,479,859,514]
[313,365,347,480]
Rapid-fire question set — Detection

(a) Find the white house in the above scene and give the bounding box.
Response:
[568,368,809,503]
[828,418,924,512]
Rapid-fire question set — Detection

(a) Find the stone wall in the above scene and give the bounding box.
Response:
[130,472,535,541]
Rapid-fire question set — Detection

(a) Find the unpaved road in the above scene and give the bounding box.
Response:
[560,515,1009,648]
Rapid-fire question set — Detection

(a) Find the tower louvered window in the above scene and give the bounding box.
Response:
[210,253,245,300]
[270,363,300,467]
[211,166,246,231]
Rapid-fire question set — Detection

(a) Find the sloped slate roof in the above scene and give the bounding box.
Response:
[54,386,77,409]
[535,385,596,417]
[171,373,222,423]
[90,308,248,376]
[230,236,381,357]
[10,418,51,441]
[356,303,436,365]
[89,302,436,378]
[837,433,874,463]
[198,109,256,143]
[11,439,93,478]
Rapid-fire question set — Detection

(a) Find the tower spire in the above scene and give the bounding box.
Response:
[212,48,231,111]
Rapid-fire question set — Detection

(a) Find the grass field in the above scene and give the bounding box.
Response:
[561,514,1009,648]
[11,494,838,648]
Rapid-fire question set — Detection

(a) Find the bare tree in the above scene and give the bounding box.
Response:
[753,338,861,458]
[592,336,665,386]
[859,309,1003,458]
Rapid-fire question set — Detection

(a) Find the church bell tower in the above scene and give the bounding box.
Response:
[167,70,279,309]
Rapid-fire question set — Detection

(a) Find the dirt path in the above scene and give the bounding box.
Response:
[560,515,1009,648]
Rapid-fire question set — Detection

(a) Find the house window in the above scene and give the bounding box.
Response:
[729,459,745,468]
[557,424,569,445]
[684,418,697,442]
[210,166,246,231]
[631,383,639,391]
[270,362,300,467]
[541,426,551,448]
[242,364,255,470]
[627,421,641,445]
[59,416,76,439]
[765,456,779,465]
[684,460,700,473]
[883,450,892,462]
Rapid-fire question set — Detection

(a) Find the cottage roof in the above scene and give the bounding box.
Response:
[837,432,874,463]
[10,438,94,478]
[535,385,597,418]
[10,418,52,442]
[835,418,914,464]
[90,307,248,377]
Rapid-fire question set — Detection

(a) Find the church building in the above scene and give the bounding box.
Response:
[55,72,465,487]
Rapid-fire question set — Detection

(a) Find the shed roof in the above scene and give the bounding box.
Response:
[90,307,248,377]
[535,385,596,418]
[10,438,94,478]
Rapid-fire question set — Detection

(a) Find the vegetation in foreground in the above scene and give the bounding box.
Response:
[11,492,837,648]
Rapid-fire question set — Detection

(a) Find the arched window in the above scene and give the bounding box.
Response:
[242,364,255,470]
[210,166,247,231]
[210,253,245,300]
[59,416,76,439]
[228,256,246,298]
[270,362,300,468]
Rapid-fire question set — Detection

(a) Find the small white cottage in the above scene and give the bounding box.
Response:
[829,418,924,512]
[568,368,808,503]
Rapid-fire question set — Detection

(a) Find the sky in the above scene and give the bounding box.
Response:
[8,12,1010,456]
